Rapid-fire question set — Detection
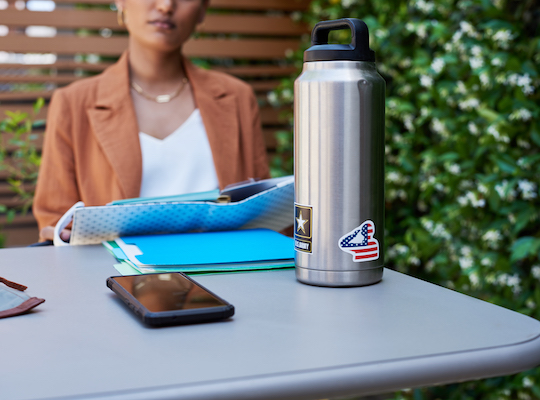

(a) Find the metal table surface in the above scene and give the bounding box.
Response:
[1,245,540,400]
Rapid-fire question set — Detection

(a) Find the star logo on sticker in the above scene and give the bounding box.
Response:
[296,212,307,233]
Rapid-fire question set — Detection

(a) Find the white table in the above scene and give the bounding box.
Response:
[2,245,540,400]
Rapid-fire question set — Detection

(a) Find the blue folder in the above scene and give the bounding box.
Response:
[112,229,294,273]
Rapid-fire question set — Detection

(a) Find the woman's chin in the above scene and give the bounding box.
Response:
[137,37,185,54]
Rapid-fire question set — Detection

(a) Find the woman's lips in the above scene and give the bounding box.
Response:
[149,20,176,30]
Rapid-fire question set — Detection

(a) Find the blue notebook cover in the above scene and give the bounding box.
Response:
[115,229,294,267]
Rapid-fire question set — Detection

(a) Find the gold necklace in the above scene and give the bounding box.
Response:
[131,77,188,103]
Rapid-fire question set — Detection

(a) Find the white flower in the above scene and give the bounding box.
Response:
[492,29,515,48]
[458,98,480,110]
[483,230,502,247]
[478,183,489,194]
[469,57,484,69]
[396,245,408,255]
[496,273,521,293]
[491,57,503,67]
[421,219,451,240]
[409,256,421,266]
[523,377,534,388]
[399,84,412,95]
[468,122,479,135]
[531,265,540,280]
[507,73,519,85]
[431,118,445,134]
[447,164,461,174]
[341,0,356,8]
[523,85,535,95]
[459,191,485,208]
[509,108,532,121]
[267,91,278,106]
[517,74,532,87]
[481,257,493,267]
[452,30,463,43]
[457,196,468,206]
[471,45,482,57]
[507,275,521,294]
[459,257,473,270]
[479,72,490,87]
[460,21,475,35]
[526,299,536,309]
[387,172,401,183]
[421,219,434,231]
[486,124,510,143]
[495,180,517,201]
[420,75,433,87]
[461,246,472,257]
[431,57,445,74]
[469,272,480,287]
[375,29,388,40]
[487,125,501,140]
[414,0,435,13]
[416,24,427,39]
[518,180,537,199]
[403,114,414,131]
[517,157,529,168]
[281,88,293,101]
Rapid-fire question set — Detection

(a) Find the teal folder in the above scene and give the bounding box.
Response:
[111,229,294,273]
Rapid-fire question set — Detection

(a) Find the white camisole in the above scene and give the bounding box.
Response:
[138,109,219,197]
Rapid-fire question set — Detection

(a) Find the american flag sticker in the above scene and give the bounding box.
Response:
[338,220,379,262]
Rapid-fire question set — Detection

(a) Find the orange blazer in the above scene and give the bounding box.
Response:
[33,52,270,231]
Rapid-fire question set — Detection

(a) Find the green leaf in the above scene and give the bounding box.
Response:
[513,209,532,235]
[531,126,540,147]
[511,237,540,262]
[477,107,499,123]
[33,97,45,115]
[493,157,517,174]
[6,209,15,224]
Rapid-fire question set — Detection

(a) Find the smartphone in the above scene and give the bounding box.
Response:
[107,272,234,327]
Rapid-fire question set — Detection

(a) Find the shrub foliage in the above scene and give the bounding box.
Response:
[270,0,540,398]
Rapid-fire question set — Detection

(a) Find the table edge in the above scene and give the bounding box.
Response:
[56,330,540,400]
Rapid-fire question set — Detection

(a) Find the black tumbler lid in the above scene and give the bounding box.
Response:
[304,18,375,62]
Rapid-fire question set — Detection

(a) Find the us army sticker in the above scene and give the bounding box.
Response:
[294,203,312,253]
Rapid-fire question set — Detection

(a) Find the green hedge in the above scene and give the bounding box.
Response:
[270,0,540,398]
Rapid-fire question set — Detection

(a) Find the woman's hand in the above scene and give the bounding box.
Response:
[40,226,71,243]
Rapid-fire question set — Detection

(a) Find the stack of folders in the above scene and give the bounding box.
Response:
[103,228,295,275]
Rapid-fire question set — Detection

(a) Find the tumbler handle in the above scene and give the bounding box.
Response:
[305,18,374,62]
[312,18,370,52]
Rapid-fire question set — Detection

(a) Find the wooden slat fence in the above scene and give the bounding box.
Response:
[0,0,309,246]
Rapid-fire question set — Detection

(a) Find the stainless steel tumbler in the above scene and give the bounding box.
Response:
[294,18,386,287]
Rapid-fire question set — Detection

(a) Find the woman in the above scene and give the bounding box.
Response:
[34,0,270,241]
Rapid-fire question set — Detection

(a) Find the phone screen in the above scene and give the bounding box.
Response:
[111,273,227,312]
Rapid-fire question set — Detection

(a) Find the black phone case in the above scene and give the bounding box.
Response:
[107,273,235,327]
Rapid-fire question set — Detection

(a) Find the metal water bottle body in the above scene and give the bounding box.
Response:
[293,19,385,287]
